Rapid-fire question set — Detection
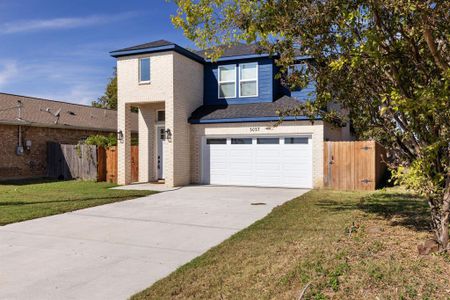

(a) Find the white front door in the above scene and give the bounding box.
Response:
[157,126,165,179]
[202,136,313,188]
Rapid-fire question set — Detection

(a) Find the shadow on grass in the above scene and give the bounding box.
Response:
[317,191,430,232]
[0,177,63,186]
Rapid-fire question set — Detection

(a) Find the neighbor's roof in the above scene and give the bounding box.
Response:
[189,96,320,124]
[0,93,138,132]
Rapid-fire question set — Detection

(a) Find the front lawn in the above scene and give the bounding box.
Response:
[133,188,450,299]
[0,179,156,225]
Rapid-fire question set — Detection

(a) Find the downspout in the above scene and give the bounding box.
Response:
[17,100,23,155]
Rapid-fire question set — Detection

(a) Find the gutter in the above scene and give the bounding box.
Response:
[0,120,138,133]
[189,115,321,124]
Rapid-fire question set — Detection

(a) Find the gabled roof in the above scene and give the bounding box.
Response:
[189,96,319,124]
[110,40,272,62]
[111,39,312,64]
[0,93,138,132]
[111,39,174,53]
[110,40,204,63]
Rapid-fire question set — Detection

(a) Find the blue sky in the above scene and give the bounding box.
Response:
[0,0,194,105]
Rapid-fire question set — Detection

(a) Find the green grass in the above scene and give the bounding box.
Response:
[133,188,450,300]
[0,179,156,225]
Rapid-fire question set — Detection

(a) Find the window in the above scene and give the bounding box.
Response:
[157,110,165,122]
[239,63,258,97]
[218,65,236,98]
[231,138,252,144]
[257,138,279,144]
[207,138,227,145]
[139,58,151,83]
[285,137,309,144]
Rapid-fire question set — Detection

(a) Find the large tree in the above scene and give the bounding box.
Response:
[172,0,450,249]
[92,68,118,110]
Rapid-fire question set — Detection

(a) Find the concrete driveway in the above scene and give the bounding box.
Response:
[0,185,307,300]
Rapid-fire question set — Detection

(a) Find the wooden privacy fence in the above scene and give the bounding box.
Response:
[97,146,139,183]
[47,142,98,180]
[324,141,387,191]
[48,143,138,183]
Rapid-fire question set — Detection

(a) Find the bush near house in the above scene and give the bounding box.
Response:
[133,188,450,299]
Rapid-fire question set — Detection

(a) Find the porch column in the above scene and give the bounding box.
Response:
[117,103,131,185]
[138,105,155,182]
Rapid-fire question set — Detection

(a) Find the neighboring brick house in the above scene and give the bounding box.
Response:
[110,40,352,188]
[0,93,138,180]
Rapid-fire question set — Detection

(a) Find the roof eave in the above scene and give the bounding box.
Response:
[110,44,205,63]
[189,115,321,124]
[203,53,275,62]
[0,120,139,133]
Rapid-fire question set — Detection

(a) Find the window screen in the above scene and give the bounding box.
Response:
[231,138,252,144]
[218,65,236,98]
[139,58,151,82]
[257,138,279,144]
[239,63,258,97]
[285,137,309,144]
[207,138,227,145]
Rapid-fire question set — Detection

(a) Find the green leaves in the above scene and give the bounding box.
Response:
[172,0,450,200]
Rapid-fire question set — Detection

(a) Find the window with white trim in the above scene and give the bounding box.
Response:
[218,65,236,98]
[239,63,258,97]
[139,58,151,83]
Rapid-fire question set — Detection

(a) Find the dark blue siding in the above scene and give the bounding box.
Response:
[203,58,274,105]
[274,62,317,102]
[290,81,316,102]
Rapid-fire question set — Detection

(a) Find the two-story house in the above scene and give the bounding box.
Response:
[110,40,351,188]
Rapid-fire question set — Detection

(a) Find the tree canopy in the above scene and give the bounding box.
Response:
[92,68,117,110]
[172,0,450,249]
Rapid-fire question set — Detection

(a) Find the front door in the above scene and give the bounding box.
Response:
[157,126,165,179]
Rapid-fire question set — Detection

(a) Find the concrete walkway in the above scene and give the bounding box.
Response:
[0,185,307,300]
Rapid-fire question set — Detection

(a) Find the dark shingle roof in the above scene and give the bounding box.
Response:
[195,43,263,59]
[110,40,269,61]
[0,93,138,132]
[110,39,174,53]
[189,96,309,123]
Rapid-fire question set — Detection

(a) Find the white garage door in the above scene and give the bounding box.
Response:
[202,136,313,188]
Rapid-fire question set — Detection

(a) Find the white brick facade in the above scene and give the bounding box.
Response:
[116,51,203,186]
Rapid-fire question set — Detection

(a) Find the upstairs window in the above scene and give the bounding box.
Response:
[139,58,151,83]
[239,63,258,97]
[218,65,236,98]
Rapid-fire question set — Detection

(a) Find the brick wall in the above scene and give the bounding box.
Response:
[0,124,113,180]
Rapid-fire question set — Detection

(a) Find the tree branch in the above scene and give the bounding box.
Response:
[422,21,448,71]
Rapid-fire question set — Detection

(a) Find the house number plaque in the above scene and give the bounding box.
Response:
[250,127,260,132]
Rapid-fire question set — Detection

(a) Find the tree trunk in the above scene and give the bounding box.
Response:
[432,184,450,251]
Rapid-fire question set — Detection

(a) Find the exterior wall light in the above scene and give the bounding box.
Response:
[117,130,124,143]
[165,128,172,142]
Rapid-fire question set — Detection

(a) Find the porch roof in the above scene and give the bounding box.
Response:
[188,96,320,124]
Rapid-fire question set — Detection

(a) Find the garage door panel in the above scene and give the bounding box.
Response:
[229,165,253,175]
[255,150,282,162]
[229,150,253,161]
[254,163,282,172]
[210,161,228,169]
[203,136,313,188]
